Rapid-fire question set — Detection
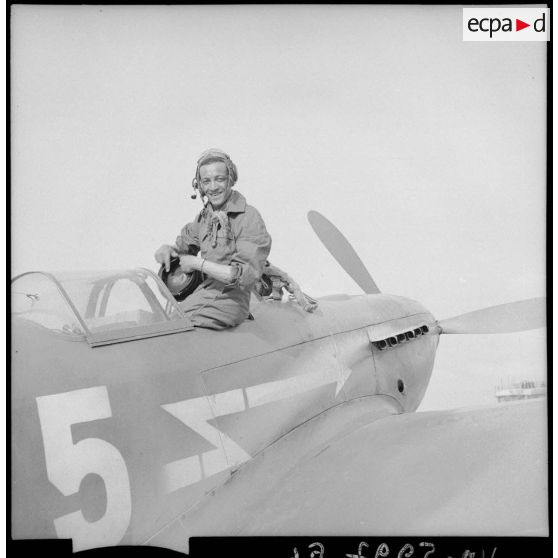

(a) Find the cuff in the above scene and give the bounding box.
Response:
[223,263,243,290]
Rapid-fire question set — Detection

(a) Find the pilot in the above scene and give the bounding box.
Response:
[155,148,272,330]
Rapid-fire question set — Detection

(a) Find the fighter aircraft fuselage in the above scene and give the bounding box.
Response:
[12,290,438,551]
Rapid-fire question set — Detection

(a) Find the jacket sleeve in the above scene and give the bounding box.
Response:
[175,218,201,255]
[226,207,272,290]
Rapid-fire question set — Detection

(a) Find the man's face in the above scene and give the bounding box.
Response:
[199,161,233,210]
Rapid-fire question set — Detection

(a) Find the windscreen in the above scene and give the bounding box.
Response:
[12,272,86,337]
[12,269,185,339]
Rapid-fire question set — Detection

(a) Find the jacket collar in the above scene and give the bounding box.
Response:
[219,190,246,214]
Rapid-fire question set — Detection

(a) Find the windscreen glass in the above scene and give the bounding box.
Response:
[12,269,184,336]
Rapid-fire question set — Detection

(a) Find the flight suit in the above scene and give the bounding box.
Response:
[175,191,272,330]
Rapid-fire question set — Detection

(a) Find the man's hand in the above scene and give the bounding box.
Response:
[178,255,200,274]
[154,244,178,272]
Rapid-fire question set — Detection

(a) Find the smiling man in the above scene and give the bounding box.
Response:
[155,149,272,330]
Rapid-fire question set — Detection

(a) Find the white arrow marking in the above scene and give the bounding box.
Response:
[246,363,351,407]
[162,390,251,494]
[162,361,353,493]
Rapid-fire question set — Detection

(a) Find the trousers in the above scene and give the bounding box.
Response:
[178,278,250,330]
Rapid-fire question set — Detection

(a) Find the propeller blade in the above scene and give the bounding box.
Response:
[438,297,546,334]
[307,210,380,294]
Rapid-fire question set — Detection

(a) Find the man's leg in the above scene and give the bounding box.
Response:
[179,286,247,330]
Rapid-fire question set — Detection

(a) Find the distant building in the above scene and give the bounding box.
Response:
[495,380,547,403]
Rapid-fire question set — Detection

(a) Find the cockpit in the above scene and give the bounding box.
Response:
[11,269,194,347]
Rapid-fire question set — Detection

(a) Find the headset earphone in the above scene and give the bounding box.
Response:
[190,149,238,201]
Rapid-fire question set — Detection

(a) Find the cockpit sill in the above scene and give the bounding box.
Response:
[12,269,436,350]
[11,267,331,348]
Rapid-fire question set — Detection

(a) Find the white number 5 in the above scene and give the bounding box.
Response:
[36,386,132,551]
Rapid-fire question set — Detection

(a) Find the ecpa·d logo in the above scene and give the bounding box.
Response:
[463,8,550,42]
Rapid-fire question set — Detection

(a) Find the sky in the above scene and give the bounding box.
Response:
[10,5,547,412]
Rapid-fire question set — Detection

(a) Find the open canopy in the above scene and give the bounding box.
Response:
[11,268,193,346]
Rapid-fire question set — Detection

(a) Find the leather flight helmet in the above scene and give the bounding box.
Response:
[191,148,238,198]
[158,257,203,301]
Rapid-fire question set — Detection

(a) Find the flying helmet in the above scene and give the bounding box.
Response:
[158,257,203,302]
[191,148,238,199]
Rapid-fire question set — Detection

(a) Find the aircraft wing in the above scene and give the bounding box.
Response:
[148,398,548,550]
